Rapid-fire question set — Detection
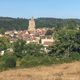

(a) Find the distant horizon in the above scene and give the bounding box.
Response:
[0,16,80,20]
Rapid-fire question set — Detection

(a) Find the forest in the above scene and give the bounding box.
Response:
[0,17,80,32]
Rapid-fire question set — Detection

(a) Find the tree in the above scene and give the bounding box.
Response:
[13,39,26,58]
[0,28,5,34]
[65,20,77,29]
[24,43,45,56]
[0,37,10,51]
[45,29,53,36]
[49,29,80,57]
[13,39,45,58]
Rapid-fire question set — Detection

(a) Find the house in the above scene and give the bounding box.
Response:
[41,37,55,46]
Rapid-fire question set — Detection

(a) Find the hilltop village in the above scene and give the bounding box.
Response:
[0,17,80,74]
[2,17,54,47]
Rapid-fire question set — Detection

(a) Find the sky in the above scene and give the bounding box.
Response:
[0,0,80,19]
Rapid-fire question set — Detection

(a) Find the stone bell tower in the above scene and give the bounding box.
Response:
[28,17,36,31]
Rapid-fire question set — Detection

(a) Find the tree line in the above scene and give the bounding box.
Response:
[0,17,80,33]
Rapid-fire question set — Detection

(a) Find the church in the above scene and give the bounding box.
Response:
[4,17,54,46]
[28,17,36,33]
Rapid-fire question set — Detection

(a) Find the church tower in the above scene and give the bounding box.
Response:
[28,17,36,31]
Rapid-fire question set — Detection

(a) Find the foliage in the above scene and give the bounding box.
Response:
[20,55,56,67]
[49,29,80,58]
[0,17,28,31]
[69,52,80,60]
[0,20,80,71]
[45,29,53,35]
[24,43,45,56]
[0,54,16,71]
[0,17,80,31]
[13,40,45,58]
[0,37,10,51]
[13,39,26,58]
[4,55,16,68]
[0,28,5,34]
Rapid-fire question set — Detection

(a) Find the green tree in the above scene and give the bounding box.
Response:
[13,40,45,58]
[0,28,5,34]
[24,43,45,56]
[65,20,77,29]
[13,39,26,58]
[45,29,53,36]
[49,29,80,57]
[0,37,10,51]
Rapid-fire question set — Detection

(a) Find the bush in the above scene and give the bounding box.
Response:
[69,52,80,60]
[0,55,16,71]
[4,56,16,68]
[20,55,60,68]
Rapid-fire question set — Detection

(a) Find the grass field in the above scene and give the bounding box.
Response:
[0,61,80,80]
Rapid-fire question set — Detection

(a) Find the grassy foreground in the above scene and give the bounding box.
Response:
[0,61,80,80]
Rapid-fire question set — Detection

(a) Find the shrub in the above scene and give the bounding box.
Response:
[0,55,16,71]
[69,52,80,60]
[4,55,16,68]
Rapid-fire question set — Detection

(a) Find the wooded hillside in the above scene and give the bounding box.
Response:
[0,17,80,31]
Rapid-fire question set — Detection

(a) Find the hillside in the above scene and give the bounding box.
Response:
[0,17,28,31]
[0,17,80,31]
[0,61,80,80]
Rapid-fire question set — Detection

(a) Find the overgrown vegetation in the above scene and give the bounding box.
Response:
[0,17,80,71]
[0,17,80,32]
[0,54,16,71]
[0,29,80,71]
